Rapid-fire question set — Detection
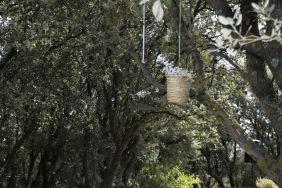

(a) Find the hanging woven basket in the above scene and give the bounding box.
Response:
[166,74,190,106]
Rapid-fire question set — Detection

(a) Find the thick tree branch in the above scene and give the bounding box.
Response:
[205,0,282,138]
[199,90,282,186]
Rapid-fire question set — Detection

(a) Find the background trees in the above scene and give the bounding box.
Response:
[0,0,281,187]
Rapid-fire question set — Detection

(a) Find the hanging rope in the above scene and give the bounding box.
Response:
[142,3,146,64]
[178,0,182,62]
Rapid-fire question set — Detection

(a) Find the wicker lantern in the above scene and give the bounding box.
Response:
[166,74,191,106]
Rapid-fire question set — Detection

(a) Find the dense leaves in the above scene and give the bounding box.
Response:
[0,0,282,187]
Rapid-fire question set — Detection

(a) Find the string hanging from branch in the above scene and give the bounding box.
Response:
[166,0,192,106]
[178,0,182,62]
[139,0,191,106]
[142,3,146,64]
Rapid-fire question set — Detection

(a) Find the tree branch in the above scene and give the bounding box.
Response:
[204,0,233,17]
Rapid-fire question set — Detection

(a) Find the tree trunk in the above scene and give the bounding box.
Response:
[7,163,17,188]
[100,144,124,188]
[100,121,141,188]
[226,142,237,187]
[41,152,49,188]
[202,147,225,188]
[82,129,91,188]
[0,127,35,181]
[26,149,39,188]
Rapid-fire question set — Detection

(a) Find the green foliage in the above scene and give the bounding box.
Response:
[132,164,200,188]
[163,0,173,8]
[256,178,278,188]
[1,0,282,187]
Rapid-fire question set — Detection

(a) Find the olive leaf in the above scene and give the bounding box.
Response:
[152,0,164,22]
[139,0,149,5]
[218,16,234,25]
